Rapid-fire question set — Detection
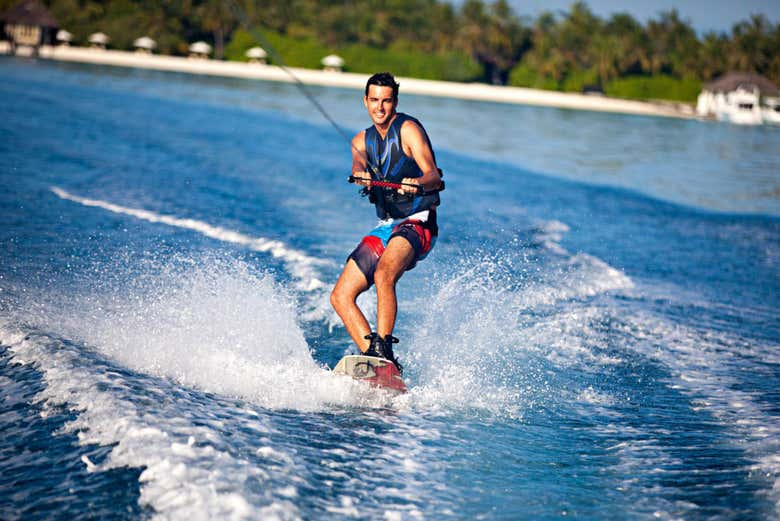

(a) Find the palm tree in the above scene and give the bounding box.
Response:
[196,0,237,59]
[646,9,699,77]
[557,1,601,72]
[699,31,729,81]
[728,14,774,74]
[590,33,619,86]
[456,0,529,84]
[604,12,650,76]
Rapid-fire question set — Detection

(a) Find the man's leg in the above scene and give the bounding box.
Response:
[330,259,373,353]
[374,236,416,338]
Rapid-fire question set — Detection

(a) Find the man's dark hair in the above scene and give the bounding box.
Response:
[365,72,400,100]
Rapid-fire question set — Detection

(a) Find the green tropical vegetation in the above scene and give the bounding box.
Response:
[3,0,779,102]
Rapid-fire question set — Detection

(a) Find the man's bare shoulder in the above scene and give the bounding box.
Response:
[401,118,427,140]
[400,119,427,147]
[400,118,423,133]
[352,130,366,149]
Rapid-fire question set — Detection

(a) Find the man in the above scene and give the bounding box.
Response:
[330,72,443,372]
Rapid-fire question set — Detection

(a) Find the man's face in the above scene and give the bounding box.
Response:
[364,85,397,126]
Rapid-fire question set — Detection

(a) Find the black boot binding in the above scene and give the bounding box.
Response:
[382,335,403,374]
[363,332,383,357]
[363,333,403,374]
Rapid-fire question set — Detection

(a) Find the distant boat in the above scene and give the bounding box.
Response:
[696,72,780,126]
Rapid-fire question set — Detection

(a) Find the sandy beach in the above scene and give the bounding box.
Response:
[2,43,695,119]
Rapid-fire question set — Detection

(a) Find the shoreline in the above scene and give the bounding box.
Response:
[3,43,696,119]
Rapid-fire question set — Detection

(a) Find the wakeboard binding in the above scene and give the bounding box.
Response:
[363,332,403,374]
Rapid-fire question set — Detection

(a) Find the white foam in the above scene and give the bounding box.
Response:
[30,255,398,412]
[325,496,359,517]
[8,254,375,414]
[3,315,431,520]
[51,186,332,293]
[401,241,634,418]
[529,219,571,255]
[518,253,634,308]
[623,311,780,516]
[0,321,303,521]
[576,386,615,406]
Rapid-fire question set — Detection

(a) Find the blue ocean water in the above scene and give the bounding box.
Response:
[1,57,779,520]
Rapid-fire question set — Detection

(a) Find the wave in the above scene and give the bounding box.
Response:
[0,321,309,520]
[51,187,332,293]
[620,310,780,517]
[6,254,384,411]
[1,324,450,519]
[3,213,778,517]
[404,237,635,418]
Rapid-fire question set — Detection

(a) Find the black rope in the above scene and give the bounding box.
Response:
[226,1,443,201]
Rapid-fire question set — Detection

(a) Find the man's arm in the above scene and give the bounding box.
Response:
[350,130,372,187]
[400,121,442,194]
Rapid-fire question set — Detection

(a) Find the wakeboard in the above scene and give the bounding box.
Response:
[333,355,407,393]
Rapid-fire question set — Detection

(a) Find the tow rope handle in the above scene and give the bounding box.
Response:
[347,172,445,196]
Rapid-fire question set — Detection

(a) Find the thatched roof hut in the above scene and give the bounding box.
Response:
[704,73,779,97]
[1,0,57,27]
[0,0,58,51]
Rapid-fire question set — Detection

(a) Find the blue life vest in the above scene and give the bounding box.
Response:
[364,113,441,219]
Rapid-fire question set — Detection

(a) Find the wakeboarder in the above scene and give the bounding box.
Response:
[330,72,443,372]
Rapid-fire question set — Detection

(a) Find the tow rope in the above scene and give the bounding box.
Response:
[228,0,382,178]
[228,1,444,198]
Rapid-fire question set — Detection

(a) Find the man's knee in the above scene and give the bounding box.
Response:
[329,288,339,309]
[374,265,399,288]
[331,282,363,312]
[330,286,348,311]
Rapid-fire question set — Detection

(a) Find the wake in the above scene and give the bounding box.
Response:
[51,186,332,292]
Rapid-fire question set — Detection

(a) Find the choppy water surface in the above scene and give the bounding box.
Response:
[1,58,778,520]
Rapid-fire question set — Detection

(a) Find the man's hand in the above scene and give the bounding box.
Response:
[352,171,372,188]
[398,178,420,195]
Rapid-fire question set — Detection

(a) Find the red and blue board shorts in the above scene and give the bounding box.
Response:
[348,210,438,286]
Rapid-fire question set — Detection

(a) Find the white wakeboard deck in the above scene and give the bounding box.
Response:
[333,355,407,393]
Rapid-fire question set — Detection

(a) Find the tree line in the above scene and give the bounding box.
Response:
[6,0,779,101]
